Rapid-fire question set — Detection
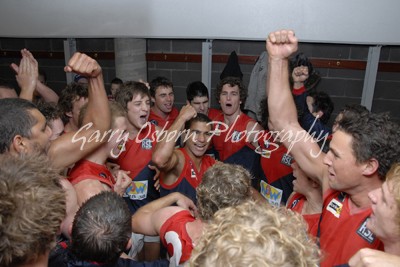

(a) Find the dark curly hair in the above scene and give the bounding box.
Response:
[215,77,248,107]
[58,82,88,124]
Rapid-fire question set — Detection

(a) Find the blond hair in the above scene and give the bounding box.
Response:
[196,163,252,221]
[385,163,400,230]
[0,154,66,266]
[190,200,320,267]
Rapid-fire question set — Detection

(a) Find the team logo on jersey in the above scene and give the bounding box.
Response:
[357,218,376,244]
[260,180,283,207]
[326,198,343,218]
[290,199,300,209]
[264,140,270,148]
[149,119,158,126]
[99,172,108,179]
[280,154,293,167]
[124,180,148,200]
[190,168,197,179]
[141,138,152,150]
[232,131,242,142]
[212,122,223,136]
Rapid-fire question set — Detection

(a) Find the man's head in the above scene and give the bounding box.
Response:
[115,81,151,130]
[333,104,370,132]
[306,91,334,124]
[70,191,132,264]
[0,154,65,267]
[324,111,400,192]
[367,163,400,242]
[183,113,213,158]
[37,101,65,141]
[216,77,247,116]
[0,79,18,99]
[110,77,123,97]
[0,98,52,155]
[186,81,210,115]
[190,200,320,267]
[196,163,252,221]
[58,83,89,128]
[149,76,174,116]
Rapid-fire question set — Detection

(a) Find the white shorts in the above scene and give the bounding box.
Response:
[128,232,160,259]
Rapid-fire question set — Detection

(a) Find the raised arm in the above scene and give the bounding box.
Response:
[152,104,197,172]
[266,30,326,187]
[131,192,196,236]
[11,49,38,101]
[48,52,111,169]
[35,81,59,103]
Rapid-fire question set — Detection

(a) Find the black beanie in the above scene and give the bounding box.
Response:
[220,51,243,80]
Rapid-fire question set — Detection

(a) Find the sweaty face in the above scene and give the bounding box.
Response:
[190,96,209,115]
[126,94,150,130]
[219,84,241,117]
[367,181,399,241]
[25,109,53,155]
[323,130,365,193]
[152,86,174,116]
[184,121,212,158]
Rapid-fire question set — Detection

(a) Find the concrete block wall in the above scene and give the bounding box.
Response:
[148,39,400,123]
[0,38,116,95]
[1,37,399,122]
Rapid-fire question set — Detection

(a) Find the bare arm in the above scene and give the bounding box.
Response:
[349,248,400,267]
[48,52,111,169]
[266,30,327,188]
[152,104,197,172]
[131,192,196,236]
[11,49,38,101]
[35,81,59,103]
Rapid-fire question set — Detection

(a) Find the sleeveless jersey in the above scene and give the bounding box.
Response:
[212,112,262,188]
[258,132,294,205]
[207,108,222,121]
[286,192,320,237]
[160,210,195,265]
[160,147,216,204]
[320,189,383,267]
[149,106,179,130]
[116,123,160,214]
[68,159,115,188]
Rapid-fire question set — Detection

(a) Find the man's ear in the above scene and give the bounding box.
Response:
[186,100,190,105]
[65,111,73,119]
[362,158,379,176]
[11,135,27,154]
[151,97,155,103]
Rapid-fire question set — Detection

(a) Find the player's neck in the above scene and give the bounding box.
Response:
[348,178,382,212]
[224,110,241,126]
[383,240,400,256]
